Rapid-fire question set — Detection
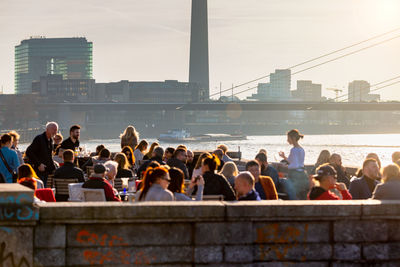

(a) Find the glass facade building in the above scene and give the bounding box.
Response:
[15,37,92,94]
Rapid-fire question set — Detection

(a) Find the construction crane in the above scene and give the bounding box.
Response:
[326,88,343,101]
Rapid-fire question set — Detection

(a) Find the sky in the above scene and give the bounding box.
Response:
[1,0,400,100]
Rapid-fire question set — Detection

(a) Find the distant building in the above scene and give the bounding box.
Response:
[248,69,291,101]
[32,74,94,102]
[292,80,322,102]
[91,80,206,103]
[15,37,93,94]
[348,80,380,102]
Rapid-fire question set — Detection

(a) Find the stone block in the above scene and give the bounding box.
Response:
[35,224,66,248]
[194,246,223,263]
[388,221,400,241]
[38,201,225,223]
[0,185,38,223]
[195,222,252,245]
[67,246,192,266]
[34,248,65,266]
[255,263,329,267]
[225,245,253,263]
[332,263,363,267]
[334,220,387,242]
[254,222,329,244]
[254,243,332,261]
[226,201,361,221]
[0,184,34,204]
[363,243,400,260]
[362,200,400,218]
[67,223,191,247]
[0,226,33,266]
[333,244,361,260]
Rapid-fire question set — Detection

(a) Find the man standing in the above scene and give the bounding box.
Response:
[349,158,380,199]
[245,160,278,200]
[26,122,58,186]
[60,125,81,151]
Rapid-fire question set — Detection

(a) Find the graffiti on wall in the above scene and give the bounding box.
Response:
[0,242,30,267]
[76,229,156,265]
[256,223,309,261]
[0,194,38,221]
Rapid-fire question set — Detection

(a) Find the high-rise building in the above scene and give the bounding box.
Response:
[348,80,380,102]
[292,80,322,101]
[189,0,209,99]
[15,37,92,94]
[248,69,291,101]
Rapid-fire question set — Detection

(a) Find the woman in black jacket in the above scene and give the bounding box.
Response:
[201,154,236,201]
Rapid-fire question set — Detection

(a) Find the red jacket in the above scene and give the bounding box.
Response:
[308,186,352,200]
[82,177,121,202]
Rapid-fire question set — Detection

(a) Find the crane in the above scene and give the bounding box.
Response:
[326,88,343,101]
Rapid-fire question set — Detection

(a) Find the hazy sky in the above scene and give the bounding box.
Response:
[1,0,400,100]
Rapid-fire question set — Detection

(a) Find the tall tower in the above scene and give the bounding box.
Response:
[189,0,209,99]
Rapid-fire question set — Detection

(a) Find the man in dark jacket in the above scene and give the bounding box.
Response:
[329,153,350,187]
[349,158,380,199]
[54,149,85,182]
[137,147,166,178]
[167,148,189,180]
[26,122,58,186]
[235,172,261,201]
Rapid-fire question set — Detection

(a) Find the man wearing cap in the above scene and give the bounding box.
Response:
[82,163,121,201]
[308,163,352,200]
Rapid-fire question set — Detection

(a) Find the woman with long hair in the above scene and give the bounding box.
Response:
[372,164,400,200]
[18,164,44,189]
[192,152,211,179]
[219,161,239,187]
[121,146,135,170]
[137,166,174,201]
[120,125,139,151]
[143,142,159,160]
[202,154,236,201]
[279,129,309,200]
[133,140,148,169]
[311,150,330,174]
[114,153,133,178]
[168,167,204,201]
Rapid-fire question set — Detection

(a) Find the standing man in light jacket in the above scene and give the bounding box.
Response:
[26,122,58,187]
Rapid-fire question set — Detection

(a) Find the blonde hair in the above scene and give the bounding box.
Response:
[219,161,239,179]
[144,142,159,159]
[382,164,400,183]
[120,126,139,141]
[114,153,129,170]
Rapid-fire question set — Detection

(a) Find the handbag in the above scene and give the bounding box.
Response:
[0,150,18,182]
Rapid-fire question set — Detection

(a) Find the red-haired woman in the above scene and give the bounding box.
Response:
[137,166,174,201]
[202,155,236,200]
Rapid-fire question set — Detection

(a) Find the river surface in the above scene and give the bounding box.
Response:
[20,134,400,168]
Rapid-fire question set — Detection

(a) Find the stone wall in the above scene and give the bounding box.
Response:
[1,184,400,266]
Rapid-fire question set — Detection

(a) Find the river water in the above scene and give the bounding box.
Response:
[32,133,398,168]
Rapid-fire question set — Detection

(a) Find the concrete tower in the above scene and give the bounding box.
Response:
[189,0,209,99]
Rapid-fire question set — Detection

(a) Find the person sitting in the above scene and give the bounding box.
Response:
[217,144,233,162]
[114,153,133,179]
[60,124,81,151]
[163,147,175,162]
[137,147,165,178]
[93,148,111,165]
[134,140,148,169]
[17,164,44,189]
[168,167,204,201]
[186,150,195,178]
[82,145,106,171]
[137,166,174,201]
[18,177,45,203]
[219,161,239,187]
[53,133,63,154]
[329,153,350,187]
[121,146,135,171]
[308,164,352,200]
[372,164,400,200]
[235,172,261,201]
[255,152,279,187]
[143,142,159,160]
[246,160,278,200]
[0,133,20,183]
[167,148,190,180]
[311,150,330,175]
[349,158,381,199]
[82,163,121,201]
[104,160,118,188]
[54,149,85,182]
[213,149,225,171]
[392,151,400,167]
[192,152,211,180]
[202,155,236,201]
[53,148,65,165]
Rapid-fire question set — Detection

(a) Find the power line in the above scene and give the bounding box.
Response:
[210,26,400,97]
[231,34,400,96]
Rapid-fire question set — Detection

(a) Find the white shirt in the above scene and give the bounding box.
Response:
[288,146,305,170]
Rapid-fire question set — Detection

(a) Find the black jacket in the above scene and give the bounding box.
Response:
[60,137,80,151]
[116,168,133,178]
[54,162,85,183]
[137,157,166,178]
[26,132,55,175]
[167,158,189,180]
[203,171,236,201]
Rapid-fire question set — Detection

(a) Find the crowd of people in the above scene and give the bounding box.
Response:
[1,122,400,203]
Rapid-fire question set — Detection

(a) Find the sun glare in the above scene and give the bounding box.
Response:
[376,0,400,25]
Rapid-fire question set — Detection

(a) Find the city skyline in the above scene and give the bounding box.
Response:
[1,0,400,100]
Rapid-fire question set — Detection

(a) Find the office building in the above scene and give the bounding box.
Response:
[348,80,380,102]
[248,69,291,101]
[292,80,322,101]
[15,37,92,94]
